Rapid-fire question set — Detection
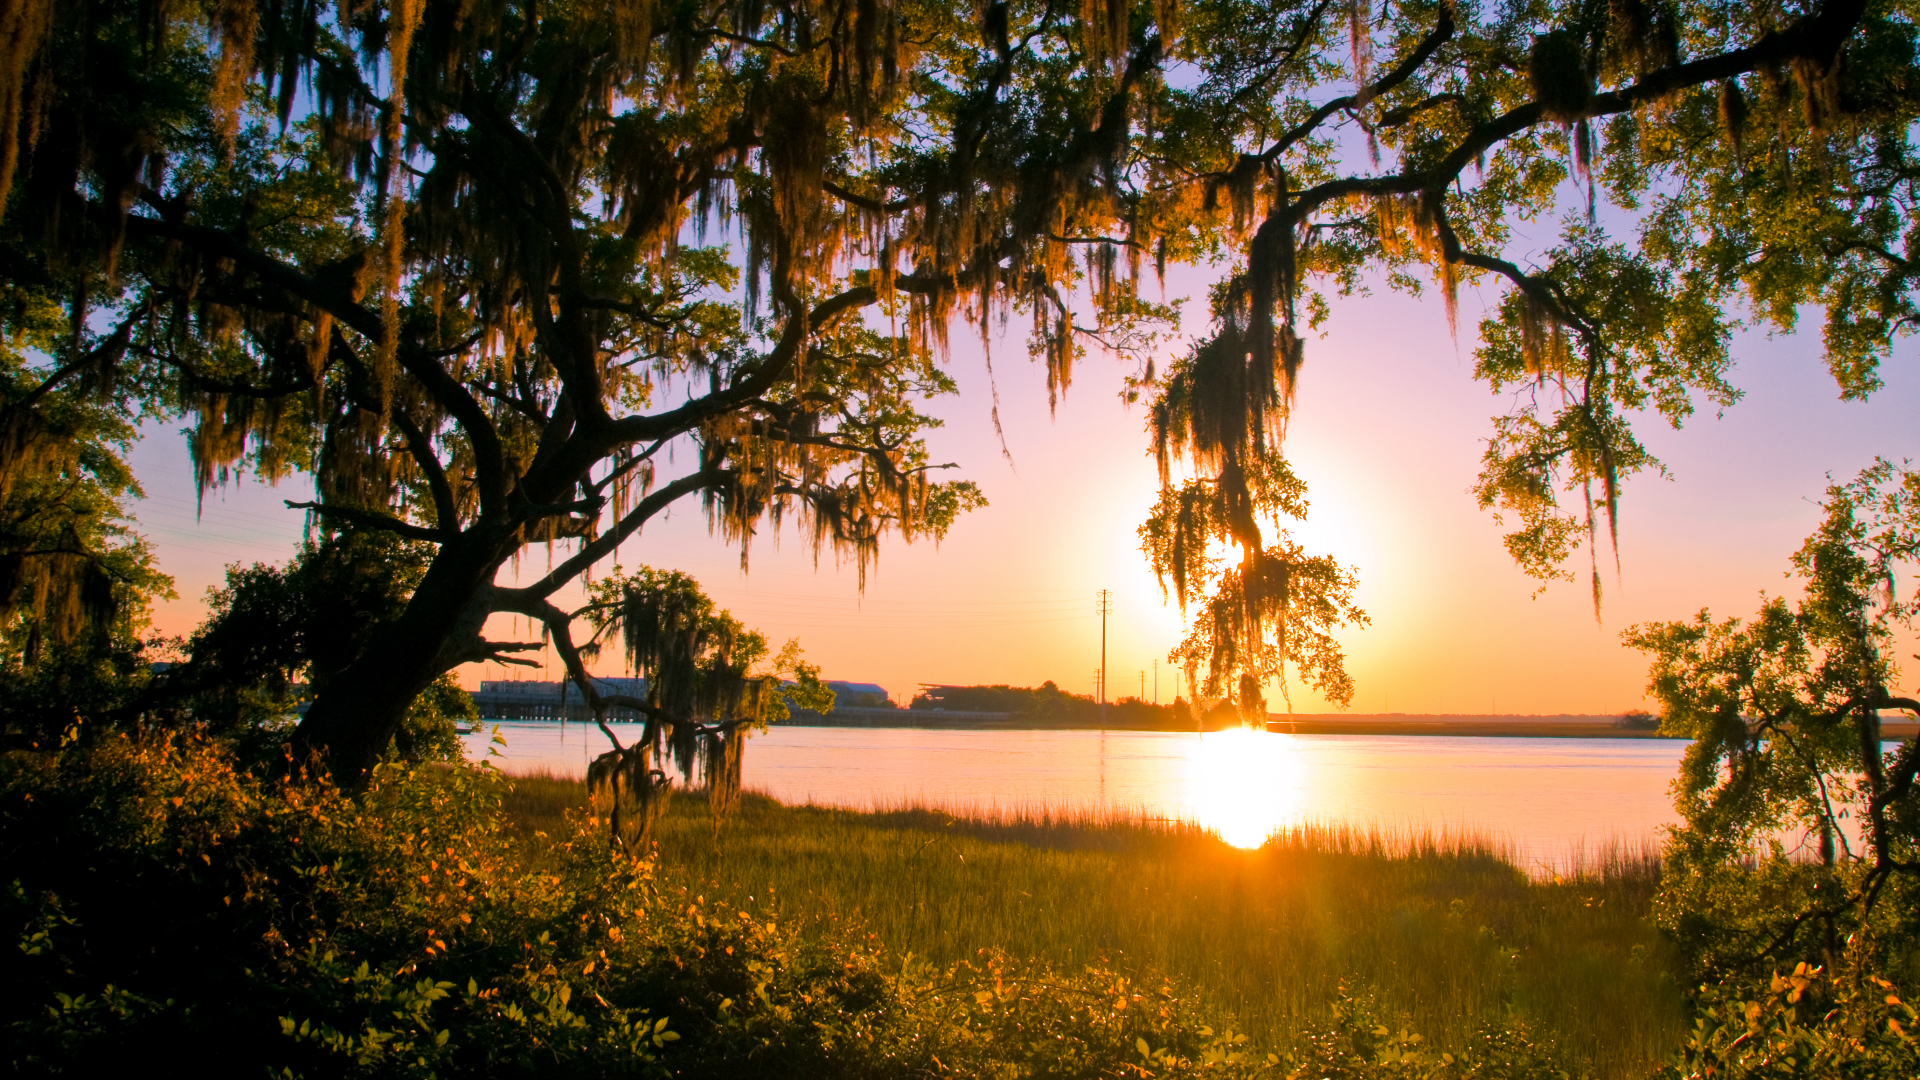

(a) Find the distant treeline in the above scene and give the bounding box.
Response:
[908,682,1235,727]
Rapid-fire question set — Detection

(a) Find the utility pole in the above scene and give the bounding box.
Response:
[1096,590,1112,723]
[1153,659,1158,704]
[1139,671,1145,700]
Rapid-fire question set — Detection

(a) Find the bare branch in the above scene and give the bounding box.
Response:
[388,407,460,533]
[497,467,726,604]
[284,499,450,542]
[11,310,140,410]
[1263,2,1456,162]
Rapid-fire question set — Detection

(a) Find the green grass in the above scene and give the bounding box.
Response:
[501,770,1686,1079]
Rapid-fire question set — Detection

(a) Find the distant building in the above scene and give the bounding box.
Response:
[820,681,893,707]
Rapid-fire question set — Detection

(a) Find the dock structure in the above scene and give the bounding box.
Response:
[472,677,900,723]
[777,706,1014,727]
[471,677,650,722]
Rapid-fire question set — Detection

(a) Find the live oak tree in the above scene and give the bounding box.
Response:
[168,531,480,761]
[1,0,1914,771]
[1137,0,1919,715]
[0,310,171,735]
[1,0,1203,783]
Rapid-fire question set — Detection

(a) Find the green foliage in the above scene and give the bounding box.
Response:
[0,283,174,742]
[0,0,1018,778]
[3,0,1907,771]
[1626,462,1920,1078]
[1135,0,1920,698]
[567,782,1686,1078]
[770,639,837,718]
[574,562,828,741]
[174,532,434,721]
[0,733,822,1075]
[1140,447,1368,713]
[579,565,775,723]
[1273,989,1574,1080]
[396,675,474,766]
[1472,224,1735,602]
[0,636,159,747]
[165,532,476,764]
[1657,964,1920,1080]
[581,567,833,721]
[1,732,1629,1078]
[1626,461,1920,978]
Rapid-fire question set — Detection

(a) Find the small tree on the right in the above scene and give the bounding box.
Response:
[1628,461,1920,979]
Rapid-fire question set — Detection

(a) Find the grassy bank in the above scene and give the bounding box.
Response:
[504,772,1686,1079]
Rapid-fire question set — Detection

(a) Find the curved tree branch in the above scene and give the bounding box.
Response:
[285,499,451,542]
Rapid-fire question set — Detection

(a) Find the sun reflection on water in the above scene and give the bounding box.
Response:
[1182,727,1308,848]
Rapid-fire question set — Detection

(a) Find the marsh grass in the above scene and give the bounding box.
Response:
[501,770,1684,1079]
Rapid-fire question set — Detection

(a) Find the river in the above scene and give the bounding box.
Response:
[461,721,1693,867]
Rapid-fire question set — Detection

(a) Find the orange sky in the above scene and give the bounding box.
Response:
[131,266,1920,713]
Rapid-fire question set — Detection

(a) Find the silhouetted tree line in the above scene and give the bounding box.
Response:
[909,681,1238,728]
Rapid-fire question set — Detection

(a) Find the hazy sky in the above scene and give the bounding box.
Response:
[128,255,1920,714]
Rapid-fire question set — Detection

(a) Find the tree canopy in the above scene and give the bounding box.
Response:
[0,301,170,734]
[1629,461,1920,976]
[0,0,1913,767]
[1138,0,1918,713]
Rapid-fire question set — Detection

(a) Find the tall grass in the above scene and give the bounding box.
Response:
[502,771,1685,1079]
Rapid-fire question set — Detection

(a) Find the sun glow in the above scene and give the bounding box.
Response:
[1180,727,1308,848]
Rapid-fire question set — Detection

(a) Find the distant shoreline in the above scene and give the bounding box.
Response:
[1264,714,1681,739]
[1274,716,1920,739]
[479,709,1920,740]
[1267,718,1678,739]
[759,709,1920,740]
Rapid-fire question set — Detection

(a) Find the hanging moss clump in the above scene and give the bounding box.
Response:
[588,737,671,855]
[1528,30,1592,122]
[1718,79,1748,161]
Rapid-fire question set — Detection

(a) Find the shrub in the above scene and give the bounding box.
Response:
[1655,963,1920,1079]
[0,732,1268,1077]
[2,731,1620,1078]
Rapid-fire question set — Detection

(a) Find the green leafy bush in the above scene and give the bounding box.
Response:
[1625,463,1920,1077]
[1272,990,1572,1080]
[1656,963,1920,1079]
[2,731,1604,1078]
[395,675,475,765]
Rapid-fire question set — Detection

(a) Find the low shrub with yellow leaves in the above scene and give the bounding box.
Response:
[1,731,1608,1079]
[3,730,693,1077]
[1656,962,1920,1079]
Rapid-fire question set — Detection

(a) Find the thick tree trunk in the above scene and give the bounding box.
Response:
[293,535,506,786]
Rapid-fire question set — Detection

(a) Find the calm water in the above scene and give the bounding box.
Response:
[462,721,1690,866]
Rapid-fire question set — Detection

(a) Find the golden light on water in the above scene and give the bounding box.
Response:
[1181,727,1308,848]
